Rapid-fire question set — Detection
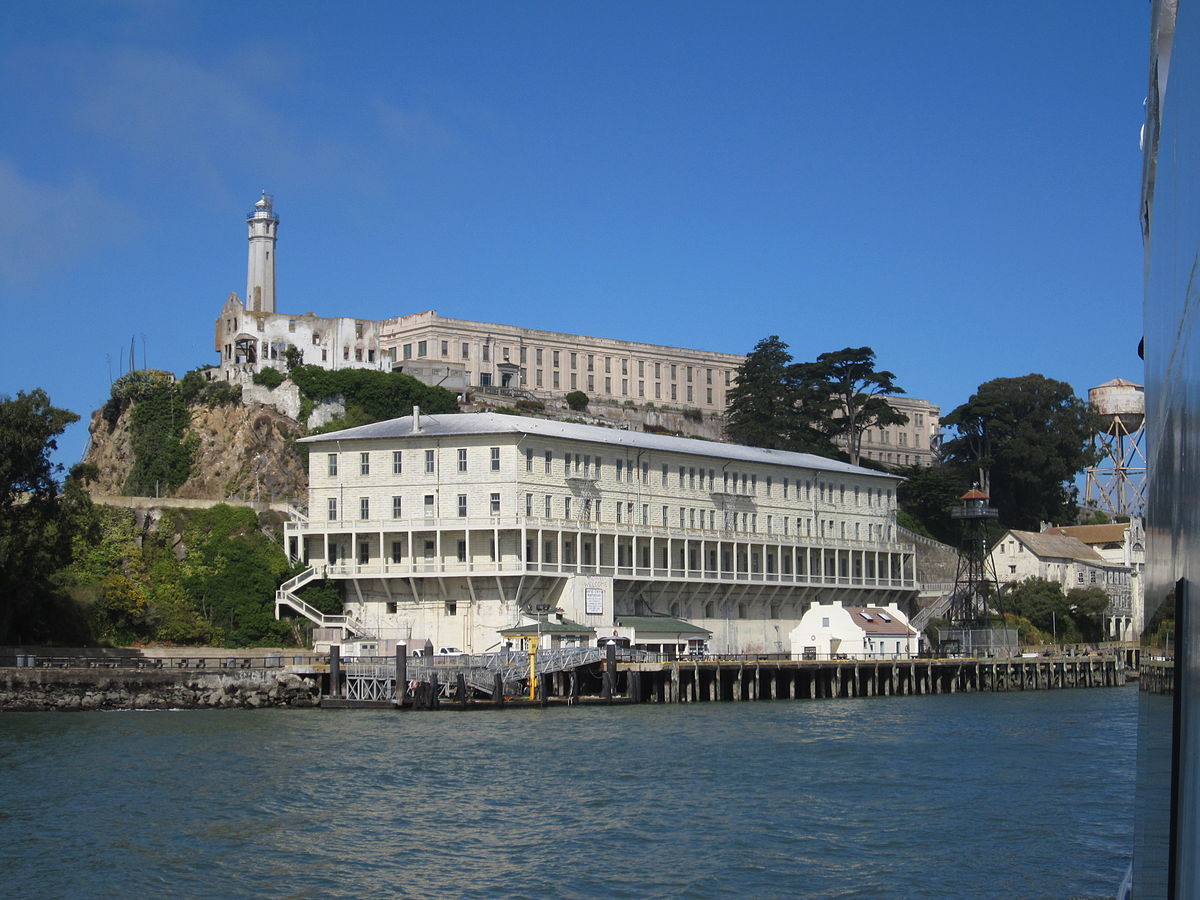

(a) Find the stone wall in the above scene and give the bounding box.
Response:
[0,668,320,712]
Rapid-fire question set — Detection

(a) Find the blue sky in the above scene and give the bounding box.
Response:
[1,1,1148,469]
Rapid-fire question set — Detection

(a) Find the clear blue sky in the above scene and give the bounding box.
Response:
[1,1,1148,469]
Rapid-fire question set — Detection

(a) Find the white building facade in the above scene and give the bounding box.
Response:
[790,602,920,659]
[280,411,918,654]
[989,526,1140,641]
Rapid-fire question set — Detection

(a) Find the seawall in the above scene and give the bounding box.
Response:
[0,667,319,711]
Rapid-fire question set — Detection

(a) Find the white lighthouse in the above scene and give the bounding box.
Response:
[246,191,279,314]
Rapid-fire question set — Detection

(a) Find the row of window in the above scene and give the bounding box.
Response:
[325,446,896,512]
[325,490,894,541]
[329,447,502,477]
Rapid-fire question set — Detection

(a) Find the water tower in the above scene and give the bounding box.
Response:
[1084,378,1146,517]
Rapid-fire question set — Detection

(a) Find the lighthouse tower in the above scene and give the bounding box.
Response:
[246,191,279,314]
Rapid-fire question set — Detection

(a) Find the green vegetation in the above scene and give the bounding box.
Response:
[65,504,303,646]
[0,390,99,644]
[565,390,589,411]
[252,367,285,389]
[998,577,1109,644]
[724,335,839,457]
[289,364,457,426]
[125,379,196,496]
[796,346,907,466]
[943,374,1099,530]
[178,367,242,407]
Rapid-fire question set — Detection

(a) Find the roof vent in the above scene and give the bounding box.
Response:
[413,405,421,433]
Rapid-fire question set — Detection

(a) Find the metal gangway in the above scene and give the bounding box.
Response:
[341,647,610,702]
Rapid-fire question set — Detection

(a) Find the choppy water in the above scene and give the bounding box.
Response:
[0,687,1137,899]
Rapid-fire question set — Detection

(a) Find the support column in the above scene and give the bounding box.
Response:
[394,645,407,708]
[329,645,342,699]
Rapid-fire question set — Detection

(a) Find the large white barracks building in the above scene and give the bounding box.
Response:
[278,410,917,655]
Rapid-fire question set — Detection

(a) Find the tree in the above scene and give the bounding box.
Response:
[0,390,98,643]
[725,336,837,455]
[943,375,1099,530]
[565,390,589,411]
[895,463,970,545]
[796,346,907,466]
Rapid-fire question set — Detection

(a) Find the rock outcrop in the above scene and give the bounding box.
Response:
[0,669,320,711]
[86,399,308,502]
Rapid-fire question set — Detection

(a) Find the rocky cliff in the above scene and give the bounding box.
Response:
[86,398,309,502]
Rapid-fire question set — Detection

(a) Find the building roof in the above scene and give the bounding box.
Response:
[1044,523,1130,545]
[614,616,712,636]
[843,607,916,635]
[300,412,899,479]
[1003,530,1107,564]
[498,619,596,637]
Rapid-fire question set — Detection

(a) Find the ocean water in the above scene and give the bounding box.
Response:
[0,686,1137,899]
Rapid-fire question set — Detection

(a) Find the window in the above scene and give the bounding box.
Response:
[358,542,369,565]
[482,344,490,362]
[392,451,403,475]
[526,448,534,472]
[417,340,427,357]
[457,494,467,517]
[425,449,435,473]
[525,493,533,516]
[403,343,413,360]
[391,541,403,564]
[360,452,370,476]
[490,493,501,515]
[327,453,338,476]
[565,497,572,518]
[457,541,467,563]
[458,448,468,473]
[392,496,402,518]
[461,342,469,359]
[545,495,552,517]
[441,340,449,357]
[491,447,501,471]
[570,352,577,369]
[424,494,434,517]
[328,497,337,520]
[543,450,552,473]
[359,497,370,520]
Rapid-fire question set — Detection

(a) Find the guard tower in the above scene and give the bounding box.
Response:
[1084,378,1146,517]
[246,191,279,314]
[947,488,1001,629]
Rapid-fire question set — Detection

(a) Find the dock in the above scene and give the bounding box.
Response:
[323,646,1127,709]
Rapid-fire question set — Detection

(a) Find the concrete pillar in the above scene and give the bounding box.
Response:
[329,645,341,699]
[395,645,407,708]
[734,665,743,701]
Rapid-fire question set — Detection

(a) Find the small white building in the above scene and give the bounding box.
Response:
[790,602,919,659]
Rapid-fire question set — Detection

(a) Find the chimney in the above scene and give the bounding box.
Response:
[412,405,421,432]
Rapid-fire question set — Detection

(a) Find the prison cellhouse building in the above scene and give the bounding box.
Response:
[213,193,942,467]
[277,409,918,655]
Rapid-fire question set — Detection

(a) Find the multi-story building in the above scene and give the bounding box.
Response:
[278,410,918,654]
[378,310,743,415]
[988,526,1139,640]
[848,396,942,468]
[214,194,941,465]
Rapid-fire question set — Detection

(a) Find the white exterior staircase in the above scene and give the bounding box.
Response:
[275,566,374,640]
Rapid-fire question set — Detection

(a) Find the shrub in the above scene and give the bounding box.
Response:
[253,367,285,389]
[565,390,589,411]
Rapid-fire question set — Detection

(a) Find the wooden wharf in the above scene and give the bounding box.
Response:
[321,646,1127,709]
